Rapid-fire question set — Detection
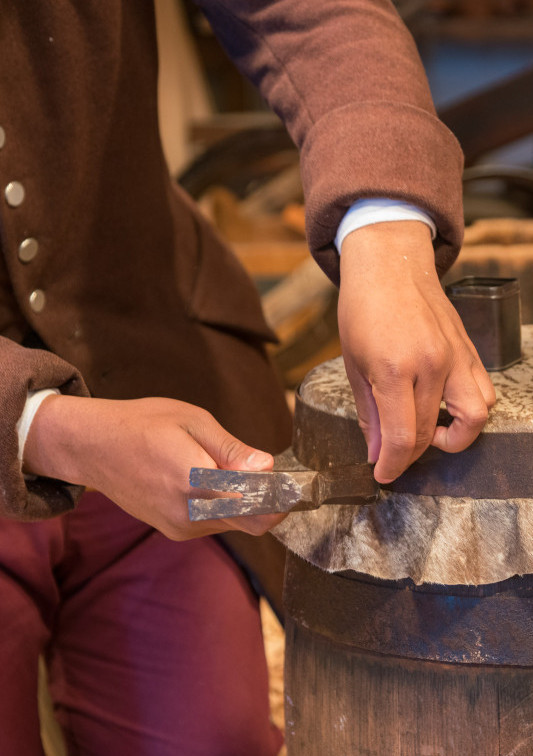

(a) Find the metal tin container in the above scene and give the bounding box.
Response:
[445,276,521,370]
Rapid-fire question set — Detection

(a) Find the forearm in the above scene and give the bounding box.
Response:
[196,0,436,142]
[196,0,464,280]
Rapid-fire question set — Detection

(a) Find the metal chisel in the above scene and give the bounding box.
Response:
[188,461,378,521]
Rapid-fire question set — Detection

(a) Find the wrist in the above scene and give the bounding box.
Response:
[23,394,94,485]
[335,200,437,253]
[17,389,60,464]
[340,220,437,281]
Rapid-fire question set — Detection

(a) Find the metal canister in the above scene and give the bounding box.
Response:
[445,276,521,370]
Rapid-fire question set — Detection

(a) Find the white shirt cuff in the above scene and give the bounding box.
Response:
[16,389,60,464]
[335,198,437,253]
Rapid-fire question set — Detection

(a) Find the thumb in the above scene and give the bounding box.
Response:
[219,441,274,472]
[188,411,274,471]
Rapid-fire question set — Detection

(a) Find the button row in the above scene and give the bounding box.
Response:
[1,125,45,313]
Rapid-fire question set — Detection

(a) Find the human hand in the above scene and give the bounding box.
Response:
[338,221,496,484]
[23,395,287,539]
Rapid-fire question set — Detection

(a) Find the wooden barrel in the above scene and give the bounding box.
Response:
[276,325,533,755]
[284,555,533,755]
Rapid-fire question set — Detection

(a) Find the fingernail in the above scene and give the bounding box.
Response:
[245,451,272,470]
[375,471,398,484]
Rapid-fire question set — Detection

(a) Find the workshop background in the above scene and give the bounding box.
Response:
[41,1,533,754]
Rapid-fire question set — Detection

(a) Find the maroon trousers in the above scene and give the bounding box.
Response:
[0,492,282,756]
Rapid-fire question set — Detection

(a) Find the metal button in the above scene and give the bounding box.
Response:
[5,181,25,207]
[18,237,39,263]
[0,127,5,149]
[29,289,46,313]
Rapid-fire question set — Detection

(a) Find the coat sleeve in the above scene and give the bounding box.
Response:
[0,336,90,520]
[195,0,464,284]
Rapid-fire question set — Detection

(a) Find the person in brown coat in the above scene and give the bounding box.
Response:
[0,1,494,754]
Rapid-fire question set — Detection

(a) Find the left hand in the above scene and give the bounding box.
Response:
[24,394,287,540]
[337,221,496,484]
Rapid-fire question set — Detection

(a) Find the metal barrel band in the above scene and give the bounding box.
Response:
[293,392,533,500]
[284,551,533,666]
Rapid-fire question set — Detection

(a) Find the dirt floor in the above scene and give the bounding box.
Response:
[261,598,287,756]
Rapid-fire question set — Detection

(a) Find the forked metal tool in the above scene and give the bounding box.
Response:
[188,461,378,521]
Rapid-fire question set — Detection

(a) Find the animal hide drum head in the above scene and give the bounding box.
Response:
[273,326,533,585]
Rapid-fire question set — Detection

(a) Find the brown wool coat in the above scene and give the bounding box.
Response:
[0,0,464,520]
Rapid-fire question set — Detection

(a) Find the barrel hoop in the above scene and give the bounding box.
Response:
[283,551,533,666]
[293,393,533,500]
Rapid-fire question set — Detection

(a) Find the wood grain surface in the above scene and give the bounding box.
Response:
[285,618,533,756]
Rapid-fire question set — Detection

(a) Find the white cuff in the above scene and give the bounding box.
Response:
[335,198,437,253]
[16,389,60,464]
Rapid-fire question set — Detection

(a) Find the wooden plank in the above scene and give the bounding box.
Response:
[463,219,533,245]
[231,241,309,276]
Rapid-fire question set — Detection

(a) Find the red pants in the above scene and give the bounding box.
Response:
[0,492,282,755]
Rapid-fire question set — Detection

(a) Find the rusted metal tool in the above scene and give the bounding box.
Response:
[188,460,378,521]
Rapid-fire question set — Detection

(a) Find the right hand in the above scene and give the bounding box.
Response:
[338,221,496,484]
[24,395,287,540]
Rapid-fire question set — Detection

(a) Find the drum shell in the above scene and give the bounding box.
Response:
[284,551,533,755]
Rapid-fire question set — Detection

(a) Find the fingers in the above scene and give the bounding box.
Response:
[370,378,416,484]
[220,512,288,537]
[353,356,492,483]
[350,354,446,483]
[472,361,497,410]
[449,316,497,411]
[348,368,381,463]
[432,366,491,453]
[185,408,274,472]
[182,407,280,536]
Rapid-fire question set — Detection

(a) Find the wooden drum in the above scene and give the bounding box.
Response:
[274,326,533,756]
